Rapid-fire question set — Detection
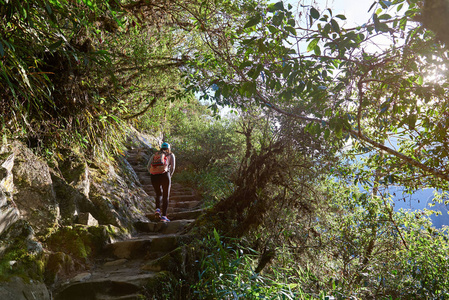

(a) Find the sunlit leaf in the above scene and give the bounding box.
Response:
[416,75,423,85]
[307,39,319,52]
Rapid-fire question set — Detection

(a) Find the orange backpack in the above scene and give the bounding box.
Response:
[149,151,169,174]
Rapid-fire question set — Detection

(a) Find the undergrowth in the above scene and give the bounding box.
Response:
[176,166,235,208]
[191,229,330,300]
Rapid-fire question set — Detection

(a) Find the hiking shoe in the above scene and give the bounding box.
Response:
[154,208,161,219]
[160,216,170,222]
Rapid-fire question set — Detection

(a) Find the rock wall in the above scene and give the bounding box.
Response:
[0,131,157,299]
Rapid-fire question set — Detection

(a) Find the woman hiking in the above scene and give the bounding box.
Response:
[147,142,175,222]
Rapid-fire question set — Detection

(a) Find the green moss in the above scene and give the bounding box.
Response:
[45,225,128,263]
[0,246,45,282]
[45,226,96,260]
[0,222,46,282]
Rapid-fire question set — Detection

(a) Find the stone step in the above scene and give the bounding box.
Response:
[134,219,195,234]
[144,191,195,198]
[146,185,194,193]
[148,209,203,221]
[104,235,180,259]
[169,200,201,209]
[170,194,198,202]
[135,171,148,177]
[97,294,143,300]
[167,207,192,214]
[139,177,151,185]
[54,272,156,300]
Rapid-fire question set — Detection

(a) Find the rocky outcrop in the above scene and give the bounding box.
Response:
[11,142,59,237]
[1,142,58,238]
[0,276,50,300]
[0,134,159,299]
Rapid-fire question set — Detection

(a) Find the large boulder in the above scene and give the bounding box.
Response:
[86,156,153,230]
[0,276,50,300]
[10,142,58,237]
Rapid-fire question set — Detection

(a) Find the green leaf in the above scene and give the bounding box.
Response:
[268,1,284,12]
[307,39,319,52]
[310,7,320,19]
[247,64,263,79]
[244,14,261,28]
[335,14,347,20]
[240,81,256,96]
[378,13,392,20]
[18,64,31,89]
[0,41,4,57]
[45,1,53,15]
[407,115,417,130]
[331,19,340,33]
[285,25,296,35]
[272,12,284,26]
[213,228,221,245]
[283,63,292,78]
[242,37,257,45]
[324,128,330,139]
[49,40,63,51]
[267,25,279,34]
[416,75,423,85]
[239,61,252,70]
[373,13,389,32]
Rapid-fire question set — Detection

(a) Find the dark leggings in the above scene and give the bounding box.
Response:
[150,172,171,216]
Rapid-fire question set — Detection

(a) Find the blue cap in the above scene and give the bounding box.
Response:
[161,142,170,150]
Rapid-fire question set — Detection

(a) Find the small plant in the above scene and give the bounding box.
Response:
[192,229,309,299]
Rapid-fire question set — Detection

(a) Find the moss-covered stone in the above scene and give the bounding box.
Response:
[45,224,128,261]
[0,220,45,282]
[45,225,105,261]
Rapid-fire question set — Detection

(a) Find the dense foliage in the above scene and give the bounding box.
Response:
[3,0,449,299]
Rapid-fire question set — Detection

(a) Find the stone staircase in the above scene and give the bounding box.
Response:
[52,148,202,300]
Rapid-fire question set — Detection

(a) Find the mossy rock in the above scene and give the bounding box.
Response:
[0,220,45,282]
[45,225,106,261]
[45,225,128,262]
[0,252,45,283]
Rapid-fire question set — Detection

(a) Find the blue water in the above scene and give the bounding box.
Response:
[389,187,449,229]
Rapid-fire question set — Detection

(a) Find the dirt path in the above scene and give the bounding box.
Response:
[52,148,202,300]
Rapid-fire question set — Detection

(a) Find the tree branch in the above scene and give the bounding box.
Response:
[249,87,449,182]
